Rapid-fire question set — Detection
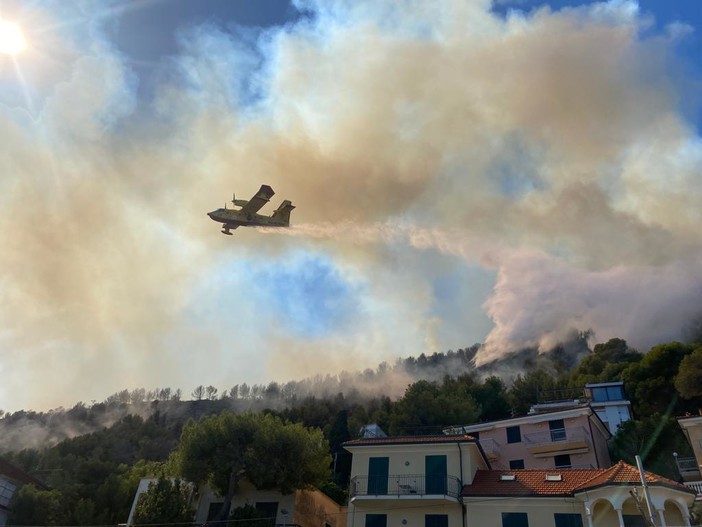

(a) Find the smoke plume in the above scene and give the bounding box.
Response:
[1,0,701,410]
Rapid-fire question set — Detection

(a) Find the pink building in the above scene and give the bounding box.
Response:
[444,404,611,470]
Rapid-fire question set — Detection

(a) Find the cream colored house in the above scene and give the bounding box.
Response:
[344,435,695,527]
[464,462,695,527]
[444,405,611,471]
[344,435,487,527]
[127,478,346,527]
[676,413,702,497]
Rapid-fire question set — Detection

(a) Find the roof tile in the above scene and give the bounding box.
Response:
[463,461,694,498]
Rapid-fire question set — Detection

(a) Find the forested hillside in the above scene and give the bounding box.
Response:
[3,337,702,525]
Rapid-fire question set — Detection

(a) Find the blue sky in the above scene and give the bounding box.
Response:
[1,0,701,411]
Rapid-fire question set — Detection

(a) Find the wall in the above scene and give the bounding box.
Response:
[464,497,585,527]
[346,506,463,527]
[476,413,602,470]
[348,442,478,486]
[194,481,297,524]
[294,489,347,527]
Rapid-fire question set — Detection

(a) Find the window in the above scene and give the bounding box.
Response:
[591,387,607,402]
[606,385,624,400]
[549,419,566,441]
[368,457,389,494]
[365,514,387,527]
[472,431,480,440]
[425,455,448,494]
[506,426,521,444]
[207,503,225,521]
[509,459,525,469]
[591,385,625,402]
[554,513,584,527]
[255,502,279,526]
[425,514,449,527]
[554,454,571,468]
[502,512,529,527]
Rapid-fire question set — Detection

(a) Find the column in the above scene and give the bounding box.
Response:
[615,508,625,527]
[656,508,667,527]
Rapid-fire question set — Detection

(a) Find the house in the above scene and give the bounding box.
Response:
[127,477,346,527]
[0,457,48,527]
[583,382,632,434]
[463,461,695,527]
[343,434,696,527]
[344,434,485,527]
[443,404,612,470]
[675,412,702,498]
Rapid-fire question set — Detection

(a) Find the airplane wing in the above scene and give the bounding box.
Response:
[239,185,275,215]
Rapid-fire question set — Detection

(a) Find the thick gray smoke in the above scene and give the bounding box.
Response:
[1,0,701,410]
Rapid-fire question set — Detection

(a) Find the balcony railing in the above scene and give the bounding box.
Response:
[685,480,702,498]
[555,463,594,469]
[676,457,700,471]
[523,426,589,446]
[478,438,501,460]
[349,474,462,499]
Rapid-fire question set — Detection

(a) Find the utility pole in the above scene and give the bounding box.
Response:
[635,455,658,527]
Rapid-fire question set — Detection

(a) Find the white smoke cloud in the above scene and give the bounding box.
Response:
[1,0,701,411]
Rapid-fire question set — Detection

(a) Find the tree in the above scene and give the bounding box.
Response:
[473,376,511,421]
[7,485,64,525]
[191,385,205,400]
[609,415,691,480]
[205,385,219,400]
[621,342,695,416]
[174,412,331,522]
[675,347,702,399]
[508,369,557,415]
[389,378,481,434]
[132,476,194,524]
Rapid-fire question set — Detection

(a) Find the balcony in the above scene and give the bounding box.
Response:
[523,427,591,457]
[478,438,501,461]
[675,456,702,482]
[349,474,462,501]
[685,480,702,500]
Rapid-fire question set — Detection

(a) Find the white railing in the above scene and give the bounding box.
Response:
[685,480,702,496]
[479,438,500,456]
[523,426,589,446]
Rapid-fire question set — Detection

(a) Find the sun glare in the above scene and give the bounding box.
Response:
[0,19,27,55]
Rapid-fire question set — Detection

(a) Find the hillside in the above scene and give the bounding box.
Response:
[2,337,702,524]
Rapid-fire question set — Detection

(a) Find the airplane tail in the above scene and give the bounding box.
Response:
[271,200,295,226]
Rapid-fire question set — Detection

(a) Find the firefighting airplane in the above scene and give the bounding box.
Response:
[207,184,295,235]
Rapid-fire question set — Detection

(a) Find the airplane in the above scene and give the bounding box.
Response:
[207,184,295,235]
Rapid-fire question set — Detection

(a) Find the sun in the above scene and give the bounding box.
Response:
[0,18,27,56]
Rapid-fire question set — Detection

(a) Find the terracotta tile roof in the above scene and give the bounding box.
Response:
[462,461,695,498]
[462,468,602,497]
[343,434,477,447]
[574,460,694,494]
[0,458,48,489]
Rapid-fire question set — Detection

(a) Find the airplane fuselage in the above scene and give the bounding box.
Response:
[207,208,290,228]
